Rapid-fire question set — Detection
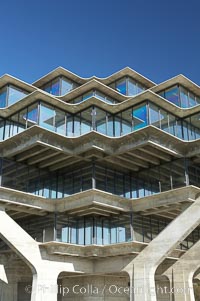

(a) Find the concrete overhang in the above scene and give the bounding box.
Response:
[55,189,131,215]
[0,74,36,93]
[0,125,187,157]
[32,66,155,90]
[151,74,200,96]
[40,240,185,259]
[132,186,200,219]
[0,186,52,215]
[1,185,200,219]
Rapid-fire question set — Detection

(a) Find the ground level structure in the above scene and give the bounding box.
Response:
[0,67,200,300]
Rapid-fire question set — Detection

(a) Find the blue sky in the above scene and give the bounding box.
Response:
[1,0,200,85]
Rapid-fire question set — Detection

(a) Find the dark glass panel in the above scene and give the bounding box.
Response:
[164,86,180,106]
[116,78,126,95]
[0,86,7,108]
[133,104,147,130]
[180,86,189,108]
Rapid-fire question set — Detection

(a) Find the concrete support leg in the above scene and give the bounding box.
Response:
[31,271,58,301]
[124,197,200,301]
[164,239,200,301]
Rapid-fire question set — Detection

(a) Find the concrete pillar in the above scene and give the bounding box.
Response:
[31,270,58,301]
[124,197,200,301]
[164,239,200,301]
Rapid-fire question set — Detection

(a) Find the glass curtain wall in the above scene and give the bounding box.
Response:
[159,85,200,108]
[56,215,131,245]
[109,77,146,96]
[1,100,200,141]
[0,158,197,199]
[42,77,79,96]
[0,85,28,108]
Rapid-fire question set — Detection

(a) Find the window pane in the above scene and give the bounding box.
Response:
[188,93,196,107]
[133,104,147,130]
[55,109,66,135]
[149,103,160,127]
[95,108,106,134]
[127,78,137,96]
[7,86,28,106]
[114,116,121,136]
[121,109,132,135]
[180,86,189,108]
[164,86,180,106]
[51,79,60,96]
[66,115,73,136]
[39,103,55,131]
[0,119,4,140]
[116,78,126,95]
[81,108,92,135]
[0,87,7,108]
[74,115,81,136]
[27,103,38,127]
[61,78,73,95]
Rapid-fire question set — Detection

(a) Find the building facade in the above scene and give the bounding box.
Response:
[0,67,200,300]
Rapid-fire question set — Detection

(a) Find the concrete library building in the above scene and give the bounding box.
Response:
[0,67,200,300]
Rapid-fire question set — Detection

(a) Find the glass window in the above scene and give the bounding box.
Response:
[66,114,73,137]
[61,78,73,95]
[121,109,132,135]
[180,86,189,108]
[114,116,121,136]
[188,92,196,107]
[27,103,38,127]
[0,119,4,140]
[168,114,176,136]
[107,114,114,136]
[85,219,92,245]
[95,108,107,135]
[73,115,81,136]
[116,78,126,95]
[7,86,28,106]
[149,103,160,127]
[51,79,60,96]
[80,108,92,135]
[103,220,110,245]
[133,104,147,130]
[164,86,180,106]
[0,86,7,108]
[77,220,84,245]
[127,78,138,96]
[39,103,55,131]
[55,109,66,135]
[160,109,168,131]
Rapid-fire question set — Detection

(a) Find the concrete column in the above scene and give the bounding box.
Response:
[123,197,200,301]
[164,239,200,301]
[31,270,58,301]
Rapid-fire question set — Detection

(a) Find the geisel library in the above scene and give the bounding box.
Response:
[0,67,200,301]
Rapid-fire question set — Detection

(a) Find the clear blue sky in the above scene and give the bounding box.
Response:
[1,0,200,85]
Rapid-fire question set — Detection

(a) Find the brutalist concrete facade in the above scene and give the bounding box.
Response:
[0,67,200,300]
